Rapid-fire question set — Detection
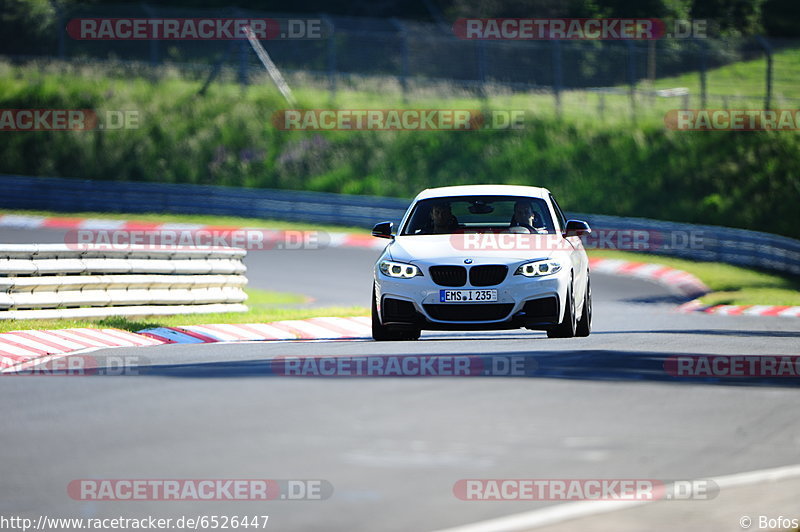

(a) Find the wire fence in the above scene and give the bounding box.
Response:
[2,4,800,118]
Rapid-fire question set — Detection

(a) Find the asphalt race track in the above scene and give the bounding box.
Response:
[1,227,799,531]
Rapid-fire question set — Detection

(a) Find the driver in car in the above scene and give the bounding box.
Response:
[429,202,459,234]
[511,200,543,233]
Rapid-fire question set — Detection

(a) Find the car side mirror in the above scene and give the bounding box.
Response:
[564,220,591,237]
[372,221,394,239]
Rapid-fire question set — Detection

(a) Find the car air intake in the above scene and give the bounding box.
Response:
[423,303,514,321]
[382,298,418,323]
[429,266,467,287]
[469,265,508,286]
[522,297,558,321]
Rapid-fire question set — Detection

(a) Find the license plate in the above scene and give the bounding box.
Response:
[439,289,498,303]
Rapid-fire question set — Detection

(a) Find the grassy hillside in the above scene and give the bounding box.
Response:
[0,59,799,238]
[650,46,800,101]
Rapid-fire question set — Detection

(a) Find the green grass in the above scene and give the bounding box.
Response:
[650,47,800,102]
[289,45,800,123]
[1,56,799,241]
[289,46,800,124]
[0,287,369,333]
[589,249,800,306]
[0,208,370,234]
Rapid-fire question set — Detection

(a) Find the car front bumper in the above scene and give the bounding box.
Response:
[374,265,569,330]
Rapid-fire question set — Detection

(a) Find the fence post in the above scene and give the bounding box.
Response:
[322,15,336,103]
[626,40,637,122]
[698,38,707,108]
[233,8,249,87]
[477,40,488,100]
[52,0,65,59]
[142,4,160,66]
[647,40,656,85]
[391,18,409,103]
[598,92,605,121]
[198,40,235,96]
[237,41,249,86]
[552,40,562,117]
[755,36,773,109]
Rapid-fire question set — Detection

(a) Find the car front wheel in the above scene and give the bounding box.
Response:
[575,275,591,337]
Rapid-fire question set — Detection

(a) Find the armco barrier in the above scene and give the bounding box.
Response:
[0,244,248,320]
[574,213,800,276]
[1,175,798,276]
[0,174,408,228]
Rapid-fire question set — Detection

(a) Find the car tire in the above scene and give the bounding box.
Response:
[547,282,576,338]
[371,288,421,341]
[575,275,591,337]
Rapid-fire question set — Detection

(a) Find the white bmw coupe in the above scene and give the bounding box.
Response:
[371,185,592,341]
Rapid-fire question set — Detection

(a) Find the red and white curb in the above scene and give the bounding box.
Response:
[589,257,800,318]
[0,328,163,372]
[0,317,372,372]
[139,316,372,343]
[0,213,384,250]
[676,299,800,318]
[588,257,709,298]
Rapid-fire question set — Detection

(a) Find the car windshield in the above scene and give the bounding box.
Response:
[401,195,556,235]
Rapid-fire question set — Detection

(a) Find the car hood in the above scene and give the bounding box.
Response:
[387,234,576,264]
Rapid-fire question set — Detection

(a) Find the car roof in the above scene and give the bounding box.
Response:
[413,184,551,202]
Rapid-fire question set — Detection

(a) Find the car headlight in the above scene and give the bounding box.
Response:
[515,259,562,277]
[379,260,422,279]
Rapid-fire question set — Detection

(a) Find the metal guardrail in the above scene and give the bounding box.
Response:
[575,213,800,277]
[0,244,248,320]
[0,174,408,228]
[1,174,798,277]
